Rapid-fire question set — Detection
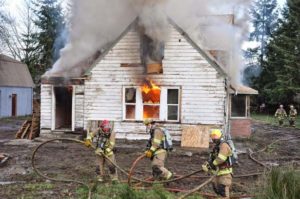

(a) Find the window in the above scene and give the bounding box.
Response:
[167,89,179,121]
[231,95,246,117]
[123,86,180,122]
[124,88,136,120]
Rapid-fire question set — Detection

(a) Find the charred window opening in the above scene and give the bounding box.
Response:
[125,88,136,120]
[54,87,72,129]
[141,34,164,74]
[231,95,246,117]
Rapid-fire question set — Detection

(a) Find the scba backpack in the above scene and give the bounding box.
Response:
[162,128,173,151]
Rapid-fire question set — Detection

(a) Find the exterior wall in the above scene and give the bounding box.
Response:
[40,84,84,132]
[230,119,252,138]
[40,85,52,129]
[84,26,226,140]
[0,86,33,117]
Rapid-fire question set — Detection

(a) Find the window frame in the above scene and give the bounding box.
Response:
[230,94,249,119]
[122,86,181,122]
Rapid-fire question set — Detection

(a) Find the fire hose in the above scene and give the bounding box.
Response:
[31,138,206,199]
[31,138,267,199]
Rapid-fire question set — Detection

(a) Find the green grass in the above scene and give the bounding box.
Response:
[255,167,300,199]
[24,182,54,191]
[76,183,204,199]
[252,113,300,129]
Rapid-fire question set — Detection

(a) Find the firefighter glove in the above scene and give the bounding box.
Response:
[145,150,154,158]
[95,148,104,155]
[202,161,210,172]
[84,139,92,148]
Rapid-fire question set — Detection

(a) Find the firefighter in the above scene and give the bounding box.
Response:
[289,105,297,127]
[144,119,173,180]
[84,120,118,182]
[202,129,233,199]
[275,104,287,126]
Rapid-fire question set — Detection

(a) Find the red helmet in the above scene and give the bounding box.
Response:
[99,120,111,133]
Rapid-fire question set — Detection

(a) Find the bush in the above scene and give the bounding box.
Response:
[256,167,300,199]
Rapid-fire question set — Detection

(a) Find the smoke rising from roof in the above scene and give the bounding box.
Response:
[46,0,251,85]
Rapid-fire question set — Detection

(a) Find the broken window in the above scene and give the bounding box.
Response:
[141,34,164,74]
[125,88,136,119]
[231,95,246,117]
[167,89,179,121]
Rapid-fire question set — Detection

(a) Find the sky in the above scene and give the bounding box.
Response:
[6,0,287,18]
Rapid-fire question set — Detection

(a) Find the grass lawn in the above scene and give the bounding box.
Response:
[252,113,300,129]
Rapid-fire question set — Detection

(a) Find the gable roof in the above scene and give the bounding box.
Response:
[83,18,228,77]
[0,54,35,88]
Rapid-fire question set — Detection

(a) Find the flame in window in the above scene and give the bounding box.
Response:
[141,79,160,119]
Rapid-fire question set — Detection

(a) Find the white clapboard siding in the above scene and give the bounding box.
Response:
[84,24,227,139]
[75,85,84,128]
[41,85,52,129]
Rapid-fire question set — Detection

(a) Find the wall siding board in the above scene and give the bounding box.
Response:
[40,85,52,128]
[84,26,226,139]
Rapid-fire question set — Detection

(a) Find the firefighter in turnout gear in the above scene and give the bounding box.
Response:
[144,119,173,180]
[289,105,297,127]
[84,120,118,182]
[202,129,233,199]
[275,105,287,126]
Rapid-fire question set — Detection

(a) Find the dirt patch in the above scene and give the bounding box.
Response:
[0,119,299,198]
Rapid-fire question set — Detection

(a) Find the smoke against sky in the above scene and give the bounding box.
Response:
[42,0,253,85]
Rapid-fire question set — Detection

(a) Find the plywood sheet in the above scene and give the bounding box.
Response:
[181,125,210,148]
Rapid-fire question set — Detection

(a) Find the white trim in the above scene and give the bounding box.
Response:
[72,86,75,131]
[51,86,55,130]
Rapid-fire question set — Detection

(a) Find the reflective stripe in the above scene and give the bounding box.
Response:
[217,168,233,176]
[153,138,161,144]
[109,141,115,146]
[87,133,93,139]
[150,146,156,152]
[213,160,218,166]
[166,171,172,180]
[106,148,112,153]
[154,149,166,155]
[106,151,114,156]
[218,153,227,161]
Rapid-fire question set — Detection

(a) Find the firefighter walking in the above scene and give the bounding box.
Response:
[84,120,118,182]
[289,105,297,127]
[144,119,173,180]
[202,129,233,199]
[275,104,287,126]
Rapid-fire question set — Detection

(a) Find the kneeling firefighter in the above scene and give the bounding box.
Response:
[84,120,118,182]
[144,119,173,180]
[202,129,233,199]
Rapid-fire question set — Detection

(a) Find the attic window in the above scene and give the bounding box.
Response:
[141,34,164,74]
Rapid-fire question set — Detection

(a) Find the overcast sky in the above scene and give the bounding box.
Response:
[7,0,287,18]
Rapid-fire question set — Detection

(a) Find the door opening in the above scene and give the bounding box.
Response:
[12,94,17,117]
[54,87,72,129]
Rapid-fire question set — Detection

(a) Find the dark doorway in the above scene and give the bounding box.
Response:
[11,94,17,117]
[54,87,72,129]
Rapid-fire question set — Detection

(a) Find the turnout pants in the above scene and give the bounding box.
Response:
[97,153,118,180]
[213,174,232,199]
[151,150,171,180]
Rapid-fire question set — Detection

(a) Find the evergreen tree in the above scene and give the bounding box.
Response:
[32,0,65,80]
[243,0,278,85]
[254,3,300,106]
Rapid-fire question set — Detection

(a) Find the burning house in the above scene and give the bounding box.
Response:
[40,16,257,145]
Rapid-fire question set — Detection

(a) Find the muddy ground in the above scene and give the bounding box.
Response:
[0,117,299,199]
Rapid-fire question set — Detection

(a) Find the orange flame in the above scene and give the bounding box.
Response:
[141,79,161,119]
[141,79,161,94]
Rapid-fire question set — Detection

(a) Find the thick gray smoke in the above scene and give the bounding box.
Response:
[46,0,251,85]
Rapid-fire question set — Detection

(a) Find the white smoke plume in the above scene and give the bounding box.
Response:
[46,0,252,85]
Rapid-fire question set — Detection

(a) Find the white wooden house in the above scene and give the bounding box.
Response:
[40,19,256,141]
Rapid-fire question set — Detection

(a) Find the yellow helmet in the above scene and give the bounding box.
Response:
[143,119,153,125]
[210,129,222,140]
